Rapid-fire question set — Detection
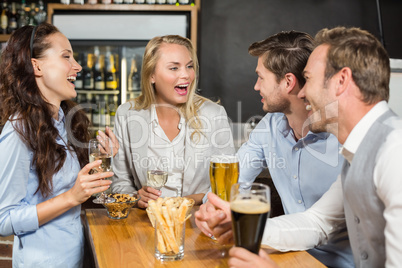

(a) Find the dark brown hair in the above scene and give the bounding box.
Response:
[248,30,315,87]
[315,27,390,104]
[0,23,91,197]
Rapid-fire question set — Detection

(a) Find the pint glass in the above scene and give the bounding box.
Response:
[230,182,270,254]
[209,155,239,201]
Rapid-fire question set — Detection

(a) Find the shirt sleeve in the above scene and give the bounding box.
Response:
[237,121,268,184]
[262,176,346,251]
[111,107,137,193]
[374,130,402,267]
[0,125,39,236]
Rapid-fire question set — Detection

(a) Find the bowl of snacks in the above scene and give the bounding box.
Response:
[102,193,140,219]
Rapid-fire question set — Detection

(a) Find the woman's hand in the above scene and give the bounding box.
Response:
[97,126,119,157]
[68,160,114,206]
[137,186,161,209]
[228,247,278,268]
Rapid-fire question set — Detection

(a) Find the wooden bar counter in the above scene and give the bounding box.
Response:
[84,208,325,268]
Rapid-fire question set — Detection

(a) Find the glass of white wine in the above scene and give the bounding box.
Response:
[89,138,115,204]
[147,158,168,191]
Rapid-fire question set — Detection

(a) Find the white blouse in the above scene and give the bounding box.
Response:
[147,105,186,197]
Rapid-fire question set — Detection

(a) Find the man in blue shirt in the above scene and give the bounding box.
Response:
[196,31,353,267]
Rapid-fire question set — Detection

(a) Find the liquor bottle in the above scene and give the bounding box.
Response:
[106,54,118,91]
[178,0,189,4]
[35,0,46,24]
[99,95,107,129]
[17,0,28,29]
[0,1,8,35]
[84,93,93,121]
[124,0,134,3]
[28,3,37,26]
[83,53,95,90]
[146,0,156,4]
[92,95,100,129]
[8,2,17,34]
[135,0,145,4]
[73,0,84,4]
[128,57,141,92]
[166,0,176,4]
[114,0,124,4]
[109,95,118,127]
[74,52,84,90]
[94,54,106,91]
[101,0,112,4]
[156,0,166,4]
[88,0,98,4]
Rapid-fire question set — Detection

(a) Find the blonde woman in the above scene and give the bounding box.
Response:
[112,35,234,208]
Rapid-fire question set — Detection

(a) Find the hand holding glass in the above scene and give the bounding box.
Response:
[89,138,114,204]
[230,182,270,254]
[147,160,168,190]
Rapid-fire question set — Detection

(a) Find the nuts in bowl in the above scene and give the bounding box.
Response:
[102,193,140,219]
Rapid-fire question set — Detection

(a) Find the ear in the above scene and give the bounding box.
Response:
[335,67,353,96]
[31,58,43,76]
[284,73,297,94]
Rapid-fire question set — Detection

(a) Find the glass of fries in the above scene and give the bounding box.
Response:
[148,197,194,261]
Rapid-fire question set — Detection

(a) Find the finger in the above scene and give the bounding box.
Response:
[80,160,103,175]
[207,210,228,230]
[207,192,230,211]
[87,171,114,182]
[216,227,233,244]
[145,186,162,197]
[195,217,214,237]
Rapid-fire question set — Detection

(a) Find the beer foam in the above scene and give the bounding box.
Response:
[211,154,238,163]
[231,199,271,214]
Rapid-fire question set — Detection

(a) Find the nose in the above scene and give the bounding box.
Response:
[254,78,260,92]
[73,58,82,72]
[298,85,306,99]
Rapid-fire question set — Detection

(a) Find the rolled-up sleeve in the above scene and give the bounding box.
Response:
[0,124,39,236]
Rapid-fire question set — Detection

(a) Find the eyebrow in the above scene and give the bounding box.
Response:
[168,60,193,65]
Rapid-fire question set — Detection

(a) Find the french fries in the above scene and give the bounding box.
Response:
[147,197,194,254]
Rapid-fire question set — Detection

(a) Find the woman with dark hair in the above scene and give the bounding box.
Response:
[0,23,117,267]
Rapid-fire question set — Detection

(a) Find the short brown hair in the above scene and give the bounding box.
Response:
[315,27,390,104]
[248,31,315,87]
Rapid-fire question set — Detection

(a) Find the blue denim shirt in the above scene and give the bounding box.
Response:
[0,108,83,268]
[238,112,354,268]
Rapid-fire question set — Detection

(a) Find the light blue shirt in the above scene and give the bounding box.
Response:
[0,109,84,268]
[238,112,354,268]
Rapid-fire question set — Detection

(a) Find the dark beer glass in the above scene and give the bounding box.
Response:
[230,182,270,254]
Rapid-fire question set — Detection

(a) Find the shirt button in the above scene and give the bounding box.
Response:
[293,175,297,179]
[294,147,299,151]
[354,216,360,224]
[298,200,302,204]
[361,251,368,260]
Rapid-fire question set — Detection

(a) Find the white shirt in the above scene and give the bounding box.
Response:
[148,105,186,197]
[263,101,402,267]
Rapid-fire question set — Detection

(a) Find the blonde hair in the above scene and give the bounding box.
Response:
[132,35,210,142]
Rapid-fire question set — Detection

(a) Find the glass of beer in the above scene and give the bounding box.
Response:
[209,154,239,201]
[230,182,270,254]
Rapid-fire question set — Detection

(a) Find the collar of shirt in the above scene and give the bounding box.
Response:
[277,113,330,144]
[340,100,389,163]
[151,104,185,131]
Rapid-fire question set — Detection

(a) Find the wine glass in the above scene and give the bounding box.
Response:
[146,158,168,190]
[89,138,115,204]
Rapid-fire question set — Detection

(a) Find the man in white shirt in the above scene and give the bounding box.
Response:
[195,26,402,268]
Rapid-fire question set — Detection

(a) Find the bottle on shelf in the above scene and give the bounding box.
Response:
[128,57,141,93]
[73,0,84,4]
[91,94,100,129]
[109,95,118,127]
[83,53,95,90]
[135,0,145,4]
[123,0,134,3]
[28,3,37,26]
[35,0,46,24]
[7,2,17,34]
[101,0,112,4]
[17,0,28,29]
[88,0,98,4]
[94,54,106,91]
[156,0,167,4]
[146,0,156,4]
[0,1,8,35]
[166,0,176,4]
[114,0,124,4]
[106,54,118,91]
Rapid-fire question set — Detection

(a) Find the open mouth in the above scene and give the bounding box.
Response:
[175,84,189,96]
[67,76,76,83]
